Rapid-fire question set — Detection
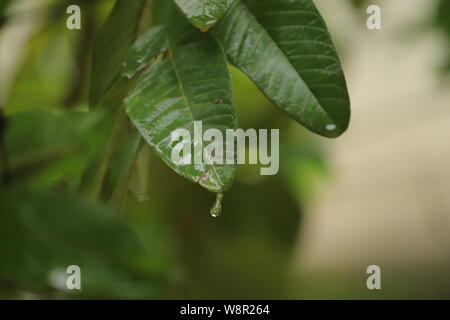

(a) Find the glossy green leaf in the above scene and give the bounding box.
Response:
[212,0,350,138]
[174,0,235,30]
[124,12,236,193]
[90,0,145,108]
[122,25,167,79]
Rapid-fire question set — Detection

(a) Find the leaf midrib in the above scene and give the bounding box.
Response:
[167,40,225,190]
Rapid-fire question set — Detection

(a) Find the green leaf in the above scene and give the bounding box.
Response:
[4,108,108,191]
[174,0,235,30]
[0,189,170,298]
[152,0,173,26]
[124,11,237,193]
[129,145,151,202]
[90,0,145,108]
[122,25,167,79]
[108,129,142,212]
[211,0,350,138]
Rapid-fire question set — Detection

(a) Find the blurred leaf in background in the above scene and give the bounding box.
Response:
[0,188,175,299]
[432,0,450,75]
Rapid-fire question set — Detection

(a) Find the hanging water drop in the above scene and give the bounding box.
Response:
[210,193,223,218]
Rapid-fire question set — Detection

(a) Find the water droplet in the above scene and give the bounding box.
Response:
[210,193,223,218]
[326,124,336,131]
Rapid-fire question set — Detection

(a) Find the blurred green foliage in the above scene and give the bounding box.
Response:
[0,188,173,299]
[432,0,450,75]
[0,0,448,299]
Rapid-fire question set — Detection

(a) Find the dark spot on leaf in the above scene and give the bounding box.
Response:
[162,51,170,59]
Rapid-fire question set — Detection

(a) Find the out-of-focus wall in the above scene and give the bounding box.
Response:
[294,0,450,289]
